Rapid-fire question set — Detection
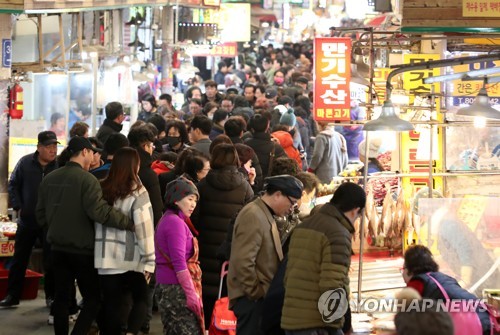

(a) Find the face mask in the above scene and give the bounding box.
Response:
[274,77,284,85]
[167,136,181,147]
[208,114,214,120]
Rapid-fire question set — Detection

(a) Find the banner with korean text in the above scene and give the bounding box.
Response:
[313,37,351,121]
[401,54,443,196]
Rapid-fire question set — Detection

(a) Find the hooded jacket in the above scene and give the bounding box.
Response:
[309,126,348,184]
[272,131,302,169]
[194,167,254,300]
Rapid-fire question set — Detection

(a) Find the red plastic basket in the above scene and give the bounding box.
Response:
[0,269,43,300]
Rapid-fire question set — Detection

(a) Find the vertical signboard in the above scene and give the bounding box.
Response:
[401,54,443,194]
[313,37,351,122]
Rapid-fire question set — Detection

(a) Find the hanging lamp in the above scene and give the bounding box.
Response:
[456,86,500,120]
[363,100,414,131]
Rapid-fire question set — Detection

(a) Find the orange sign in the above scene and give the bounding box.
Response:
[313,37,351,121]
[190,42,237,57]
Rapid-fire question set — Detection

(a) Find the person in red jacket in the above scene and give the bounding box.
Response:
[272,125,302,169]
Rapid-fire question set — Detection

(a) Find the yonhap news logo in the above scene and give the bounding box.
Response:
[317,288,349,322]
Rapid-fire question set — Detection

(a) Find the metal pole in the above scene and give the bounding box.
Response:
[90,54,98,136]
[357,131,370,310]
[427,89,435,248]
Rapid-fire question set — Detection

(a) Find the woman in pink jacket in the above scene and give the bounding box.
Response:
[155,177,204,335]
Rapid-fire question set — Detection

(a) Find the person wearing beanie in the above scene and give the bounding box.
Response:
[228,174,303,335]
[282,182,366,334]
[358,138,385,174]
[279,108,296,128]
[155,177,204,334]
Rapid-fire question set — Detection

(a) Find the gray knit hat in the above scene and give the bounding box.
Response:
[164,177,199,206]
[279,108,296,127]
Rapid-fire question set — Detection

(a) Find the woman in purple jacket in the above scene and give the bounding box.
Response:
[155,177,204,335]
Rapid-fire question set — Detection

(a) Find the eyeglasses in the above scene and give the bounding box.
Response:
[286,195,298,208]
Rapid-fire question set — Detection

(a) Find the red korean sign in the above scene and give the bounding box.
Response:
[313,37,352,121]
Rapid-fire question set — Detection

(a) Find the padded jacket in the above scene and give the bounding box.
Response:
[245,132,286,178]
[281,203,354,330]
[194,166,254,302]
[8,151,58,227]
[36,162,133,255]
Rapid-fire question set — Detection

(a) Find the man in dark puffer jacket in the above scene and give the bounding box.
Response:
[281,182,366,334]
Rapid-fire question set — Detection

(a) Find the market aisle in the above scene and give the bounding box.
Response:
[0,289,163,335]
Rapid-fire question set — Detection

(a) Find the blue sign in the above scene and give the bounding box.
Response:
[2,39,12,68]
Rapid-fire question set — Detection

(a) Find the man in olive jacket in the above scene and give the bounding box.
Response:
[36,136,133,335]
[281,182,366,335]
[228,175,303,335]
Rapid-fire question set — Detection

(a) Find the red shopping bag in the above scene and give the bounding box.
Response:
[209,261,237,335]
[209,297,237,335]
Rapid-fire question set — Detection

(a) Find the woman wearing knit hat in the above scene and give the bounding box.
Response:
[155,177,204,334]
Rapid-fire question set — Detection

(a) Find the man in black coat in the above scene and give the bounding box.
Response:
[245,114,286,178]
[96,101,125,145]
[0,131,59,307]
[127,125,164,334]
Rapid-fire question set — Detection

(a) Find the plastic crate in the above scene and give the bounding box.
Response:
[0,269,43,300]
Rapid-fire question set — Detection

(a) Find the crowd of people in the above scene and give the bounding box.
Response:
[0,43,496,335]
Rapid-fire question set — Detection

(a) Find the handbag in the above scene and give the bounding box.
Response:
[427,273,483,335]
[209,261,237,335]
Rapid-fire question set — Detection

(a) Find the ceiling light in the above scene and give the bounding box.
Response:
[363,100,414,131]
[456,87,500,119]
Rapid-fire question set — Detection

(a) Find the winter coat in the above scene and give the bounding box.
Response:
[272,131,302,169]
[95,186,155,274]
[96,119,123,146]
[411,272,491,334]
[137,148,163,226]
[281,203,354,330]
[245,132,286,178]
[9,151,58,227]
[309,126,348,184]
[227,197,284,307]
[36,162,132,255]
[209,124,224,141]
[194,167,254,303]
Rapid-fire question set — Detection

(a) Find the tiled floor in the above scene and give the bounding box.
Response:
[0,290,164,335]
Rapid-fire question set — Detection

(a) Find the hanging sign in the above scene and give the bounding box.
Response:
[313,37,351,121]
[189,42,237,57]
[450,57,500,105]
[401,54,443,195]
[463,0,500,17]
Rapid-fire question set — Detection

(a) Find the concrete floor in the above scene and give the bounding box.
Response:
[0,289,164,335]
